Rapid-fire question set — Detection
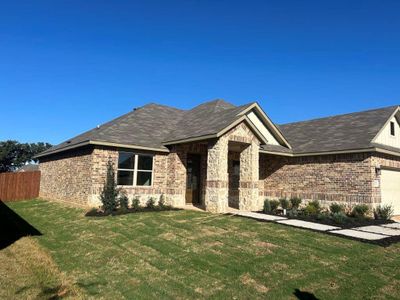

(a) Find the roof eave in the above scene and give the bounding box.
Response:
[35,140,170,159]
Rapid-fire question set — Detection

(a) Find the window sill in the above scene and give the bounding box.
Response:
[117,185,154,189]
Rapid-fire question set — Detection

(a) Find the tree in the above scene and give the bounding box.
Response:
[0,140,52,172]
[100,158,119,213]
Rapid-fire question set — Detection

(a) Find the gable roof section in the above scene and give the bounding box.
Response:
[276,105,399,154]
[38,103,185,157]
[39,99,290,158]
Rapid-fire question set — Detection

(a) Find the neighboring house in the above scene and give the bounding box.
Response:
[36,99,400,215]
[17,164,39,172]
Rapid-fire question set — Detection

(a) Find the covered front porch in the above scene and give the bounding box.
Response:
[166,122,262,213]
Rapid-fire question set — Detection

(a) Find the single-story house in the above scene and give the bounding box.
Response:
[36,99,400,215]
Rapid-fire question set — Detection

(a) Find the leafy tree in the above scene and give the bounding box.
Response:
[100,159,119,213]
[0,140,52,172]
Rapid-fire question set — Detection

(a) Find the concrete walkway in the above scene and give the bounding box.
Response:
[232,211,400,242]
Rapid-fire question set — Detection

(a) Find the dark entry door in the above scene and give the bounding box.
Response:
[186,154,201,204]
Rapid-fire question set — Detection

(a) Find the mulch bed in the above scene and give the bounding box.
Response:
[258,210,394,229]
[85,206,181,217]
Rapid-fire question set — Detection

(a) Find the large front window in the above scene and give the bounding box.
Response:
[117,152,153,186]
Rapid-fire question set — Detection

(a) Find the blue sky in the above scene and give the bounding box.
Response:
[1,0,400,144]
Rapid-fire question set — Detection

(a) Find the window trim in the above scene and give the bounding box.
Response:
[390,121,396,137]
[117,151,154,187]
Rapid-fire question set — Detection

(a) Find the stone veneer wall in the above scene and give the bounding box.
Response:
[205,122,261,213]
[260,152,377,207]
[39,147,94,206]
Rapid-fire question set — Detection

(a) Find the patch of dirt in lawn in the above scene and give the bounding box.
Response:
[271,262,289,271]
[159,232,177,240]
[240,273,269,293]
[198,226,228,237]
[253,241,278,255]
[204,241,224,247]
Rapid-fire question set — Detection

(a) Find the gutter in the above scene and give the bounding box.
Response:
[34,140,170,159]
[260,146,400,158]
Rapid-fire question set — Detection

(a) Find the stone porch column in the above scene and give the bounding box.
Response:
[239,141,260,211]
[204,138,229,213]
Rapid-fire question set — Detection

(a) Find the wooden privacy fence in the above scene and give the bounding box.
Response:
[0,171,40,201]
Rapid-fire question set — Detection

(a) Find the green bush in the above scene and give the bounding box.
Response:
[146,197,156,209]
[351,204,370,218]
[329,203,344,214]
[270,200,280,213]
[131,197,141,211]
[290,197,302,209]
[100,159,119,213]
[304,200,321,216]
[118,191,129,211]
[279,198,290,210]
[263,199,272,213]
[374,205,394,220]
[331,212,349,224]
[159,194,166,208]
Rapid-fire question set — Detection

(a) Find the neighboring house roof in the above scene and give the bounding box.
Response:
[277,105,399,154]
[37,100,400,158]
[17,164,39,172]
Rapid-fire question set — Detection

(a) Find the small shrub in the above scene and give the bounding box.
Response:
[131,197,141,211]
[279,198,290,210]
[287,209,298,217]
[304,200,321,216]
[270,200,280,213]
[331,212,349,224]
[146,197,156,209]
[86,207,99,216]
[330,203,344,214]
[263,199,272,213]
[351,204,369,218]
[374,204,394,220]
[99,159,119,213]
[119,191,129,211]
[290,197,302,209]
[159,194,166,208]
[316,211,329,221]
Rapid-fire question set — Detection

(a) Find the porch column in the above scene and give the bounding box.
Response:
[204,138,229,213]
[239,141,260,211]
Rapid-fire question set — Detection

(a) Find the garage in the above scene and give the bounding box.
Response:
[381,169,400,216]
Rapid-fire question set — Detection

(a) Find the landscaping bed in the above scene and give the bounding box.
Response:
[260,198,395,229]
[86,205,180,217]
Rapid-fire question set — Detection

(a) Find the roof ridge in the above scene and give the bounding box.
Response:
[281,105,399,127]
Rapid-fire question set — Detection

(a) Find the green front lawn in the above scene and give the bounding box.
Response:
[2,199,400,299]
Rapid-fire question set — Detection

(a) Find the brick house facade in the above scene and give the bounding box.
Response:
[37,100,400,214]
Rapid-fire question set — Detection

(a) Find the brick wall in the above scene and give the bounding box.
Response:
[39,147,94,206]
[260,152,375,206]
[89,146,169,207]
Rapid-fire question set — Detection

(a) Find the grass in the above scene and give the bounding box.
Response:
[1,199,400,299]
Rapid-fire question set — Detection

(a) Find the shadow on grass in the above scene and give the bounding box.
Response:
[293,289,319,300]
[0,200,41,250]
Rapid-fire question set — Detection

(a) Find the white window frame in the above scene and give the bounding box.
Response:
[117,152,154,187]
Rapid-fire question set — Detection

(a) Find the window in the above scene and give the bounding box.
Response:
[390,121,395,136]
[117,152,153,186]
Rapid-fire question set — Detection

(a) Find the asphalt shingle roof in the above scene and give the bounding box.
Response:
[40,99,253,156]
[279,105,399,154]
[39,100,399,158]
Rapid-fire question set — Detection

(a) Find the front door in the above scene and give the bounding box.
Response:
[186,154,201,205]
